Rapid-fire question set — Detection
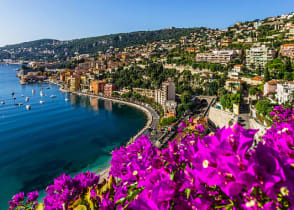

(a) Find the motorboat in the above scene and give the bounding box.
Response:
[65,98,70,102]
[40,90,44,97]
[26,105,31,110]
[1,101,5,104]
[40,100,45,104]
[13,96,16,100]
[32,89,35,94]
[46,87,50,89]
[14,103,19,106]
[21,94,24,97]
[25,97,29,102]
[50,95,56,98]
[11,91,15,96]
[19,103,23,106]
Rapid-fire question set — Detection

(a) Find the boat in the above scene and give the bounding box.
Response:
[14,103,19,106]
[40,90,44,97]
[11,91,15,96]
[26,105,31,110]
[40,101,45,104]
[13,96,16,100]
[46,87,50,89]
[21,94,24,97]
[1,101,5,104]
[50,95,56,98]
[65,98,70,102]
[19,103,23,106]
[25,97,29,102]
[32,89,35,94]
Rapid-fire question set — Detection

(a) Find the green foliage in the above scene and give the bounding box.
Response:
[159,116,176,127]
[255,99,275,117]
[264,68,270,82]
[220,94,241,111]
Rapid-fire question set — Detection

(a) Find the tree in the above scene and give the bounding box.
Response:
[181,90,192,104]
[228,82,235,93]
[264,68,270,82]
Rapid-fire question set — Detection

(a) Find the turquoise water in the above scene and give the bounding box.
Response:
[0,64,146,209]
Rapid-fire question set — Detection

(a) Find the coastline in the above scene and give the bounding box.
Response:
[48,80,156,180]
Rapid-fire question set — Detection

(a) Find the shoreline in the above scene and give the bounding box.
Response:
[48,80,156,180]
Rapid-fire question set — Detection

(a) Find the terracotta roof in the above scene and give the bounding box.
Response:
[282,44,294,47]
[267,80,278,85]
[226,78,244,82]
[234,64,243,67]
[251,76,264,81]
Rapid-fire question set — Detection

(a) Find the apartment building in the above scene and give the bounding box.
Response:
[196,50,241,65]
[280,44,294,59]
[276,82,294,104]
[155,79,176,107]
[246,45,276,70]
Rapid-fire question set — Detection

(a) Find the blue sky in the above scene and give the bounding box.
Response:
[0,0,294,46]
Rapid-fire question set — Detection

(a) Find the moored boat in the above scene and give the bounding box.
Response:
[26,105,31,110]
[25,97,29,102]
[40,90,44,97]
[40,100,45,104]
[11,91,15,96]
[50,95,56,98]
[32,89,35,94]
[1,101,5,104]
[65,98,70,101]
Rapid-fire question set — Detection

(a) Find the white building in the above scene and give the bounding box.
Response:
[276,82,294,104]
[155,79,176,107]
[246,45,276,70]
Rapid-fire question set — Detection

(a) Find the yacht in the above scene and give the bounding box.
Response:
[25,97,29,102]
[40,100,45,104]
[26,105,31,110]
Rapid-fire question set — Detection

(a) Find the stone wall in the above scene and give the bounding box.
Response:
[208,107,237,128]
[248,118,268,140]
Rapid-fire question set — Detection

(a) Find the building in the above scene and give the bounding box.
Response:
[233,64,244,73]
[225,79,244,93]
[280,44,294,59]
[155,79,176,107]
[250,76,264,86]
[276,82,294,104]
[246,45,276,70]
[70,75,81,91]
[104,83,117,97]
[196,50,241,65]
[133,88,155,99]
[264,80,278,96]
[90,80,106,95]
[164,100,177,118]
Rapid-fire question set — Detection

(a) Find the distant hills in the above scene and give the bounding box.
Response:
[0,27,208,62]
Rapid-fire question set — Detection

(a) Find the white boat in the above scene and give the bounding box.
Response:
[40,90,44,97]
[40,100,45,104]
[26,105,31,110]
[25,97,29,102]
[65,98,70,101]
[21,95,24,97]
[32,89,35,94]
[1,101,5,104]
[50,95,56,98]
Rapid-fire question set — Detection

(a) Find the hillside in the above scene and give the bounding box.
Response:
[0,27,208,62]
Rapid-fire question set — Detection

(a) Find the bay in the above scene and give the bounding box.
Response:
[0,64,146,209]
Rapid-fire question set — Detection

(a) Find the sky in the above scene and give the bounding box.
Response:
[0,0,294,47]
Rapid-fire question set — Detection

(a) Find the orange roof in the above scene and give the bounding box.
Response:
[234,64,243,67]
[282,44,294,47]
[251,76,264,81]
[267,80,278,85]
[226,78,244,82]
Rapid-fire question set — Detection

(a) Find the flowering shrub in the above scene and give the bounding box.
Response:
[9,105,294,209]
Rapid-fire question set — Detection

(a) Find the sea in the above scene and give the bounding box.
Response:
[0,64,147,209]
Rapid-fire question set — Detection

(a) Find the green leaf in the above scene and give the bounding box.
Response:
[185,188,191,199]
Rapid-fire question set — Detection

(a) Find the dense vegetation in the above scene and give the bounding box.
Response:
[0,28,207,61]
